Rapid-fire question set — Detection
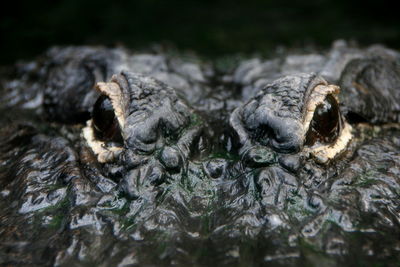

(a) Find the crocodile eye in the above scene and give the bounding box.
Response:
[92,94,123,143]
[305,94,341,146]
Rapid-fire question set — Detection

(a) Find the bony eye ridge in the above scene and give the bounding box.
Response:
[85,73,353,165]
[229,74,354,166]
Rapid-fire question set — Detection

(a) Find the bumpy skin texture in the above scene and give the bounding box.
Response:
[339,58,400,123]
[231,73,326,154]
[1,46,213,122]
[42,47,125,122]
[97,72,206,198]
[233,40,400,125]
[1,42,400,266]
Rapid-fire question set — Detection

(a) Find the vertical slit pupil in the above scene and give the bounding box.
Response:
[305,94,341,146]
[92,94,123,143]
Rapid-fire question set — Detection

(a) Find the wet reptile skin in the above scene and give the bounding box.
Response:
[0,41,399,266]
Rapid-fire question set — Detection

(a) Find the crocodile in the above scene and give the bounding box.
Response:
[0,41,399,266]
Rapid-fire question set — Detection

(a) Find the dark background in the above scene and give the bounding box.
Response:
[1,0,399,64]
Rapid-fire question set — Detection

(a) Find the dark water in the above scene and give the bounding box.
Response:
[1,0,400,64]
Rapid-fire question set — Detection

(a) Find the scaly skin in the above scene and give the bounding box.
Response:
[0,41,399,266]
